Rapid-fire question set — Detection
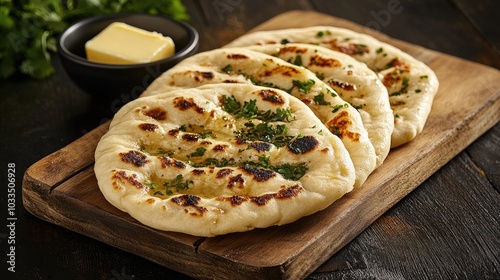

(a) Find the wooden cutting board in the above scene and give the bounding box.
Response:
[22,11,500,280]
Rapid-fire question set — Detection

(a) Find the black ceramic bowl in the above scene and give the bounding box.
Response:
[58,13,199,102]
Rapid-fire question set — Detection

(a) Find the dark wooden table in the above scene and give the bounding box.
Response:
[1,0,499,279]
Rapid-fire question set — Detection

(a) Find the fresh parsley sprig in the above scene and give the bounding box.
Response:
[0,0,189,80]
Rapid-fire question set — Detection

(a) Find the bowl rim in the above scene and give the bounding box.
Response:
[57,12,199,69]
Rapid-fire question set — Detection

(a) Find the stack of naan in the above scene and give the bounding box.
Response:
[95,26,439,237]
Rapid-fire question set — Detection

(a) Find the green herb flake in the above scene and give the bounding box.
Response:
[222,95,294,122]
[144,180,159,189]
[188,147,206,158]
[313,93,331,106]
[281,38,290,44]
[390,77,410,96]
[291,79,315,94]
[292,55,303,66]
[331,103,349,113]
[234,123,293,148]
[161,174,193,195]
[221,64,233,74]
[243,155,308,181]
[329,126,341,137]
[315,72,325,80]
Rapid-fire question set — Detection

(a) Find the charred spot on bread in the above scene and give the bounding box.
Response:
[139,123,158,131]
[159,157,186,169]
[240,167,276,182]
[249,141,272,152]
[120,150,149,167]
[326,111,360,141]
[143,107,167,121]
[309,54,342,68]
[182,133,199,142]
[227,53,248,59]
[173,96,205,114]
[287,135,318,154]
[112,170,145,189]
[216,168,233,179]
[171,195,207,214]
[227,174,245,189]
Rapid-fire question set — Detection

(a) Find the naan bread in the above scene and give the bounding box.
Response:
[142,48,376,188]
[95,84,355,237]
[226,26,439,147]
[246,43,393,167]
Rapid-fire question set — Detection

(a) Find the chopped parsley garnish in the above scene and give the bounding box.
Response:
[144,180,159,189]
[189,155,308,181]
[188,147,206,158]
[354,44,368,55]
[290,55,303,66]
[316,31,331,38]
[313,93,331,106]
[243,155,308,181]
[221,95,294,122]
[291,79,315,94]
[190,157,236,168]
[329,125,341,137]
[140,146,175,156]
[221,64,233,74]
[352,103,365,110]
[390,76,410,96]
[235,122,293,148]
[146,174,193,197]
[315,72,325,80]
[281,38,290,44]
[331,103,349,113]
[179,124,213,139]
[222,95,241,113]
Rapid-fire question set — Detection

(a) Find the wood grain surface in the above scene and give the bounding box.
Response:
[21,10,500,280]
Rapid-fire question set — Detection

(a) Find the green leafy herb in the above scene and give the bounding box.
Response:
[288,55,302,66]
[179,124,213,139]
[280,38,290,44]
[242,155,308,181]
[221,64,233,74]
[315,72,325,80]
[189,155,308,181]
[0,0,189,79]
[315,30,331,38]
[144,180,158,189]
[165,174,192,190]
[390,76,410,96]
[188,147,206,158]
[222,95,294,122]
[235,122,293,148]
[291,79,315,94]
[329,125,341,137]
[150,174,193,196]
[190,157,237,168]
[331,103,349,113]
[313,93,331,106]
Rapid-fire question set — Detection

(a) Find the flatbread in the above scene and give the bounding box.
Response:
[95,84,355,237]
[246,43,393,167]
[142,47,377,188]
[225,26,439,147]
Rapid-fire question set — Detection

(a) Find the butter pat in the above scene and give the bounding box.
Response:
[85,22,175,64]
